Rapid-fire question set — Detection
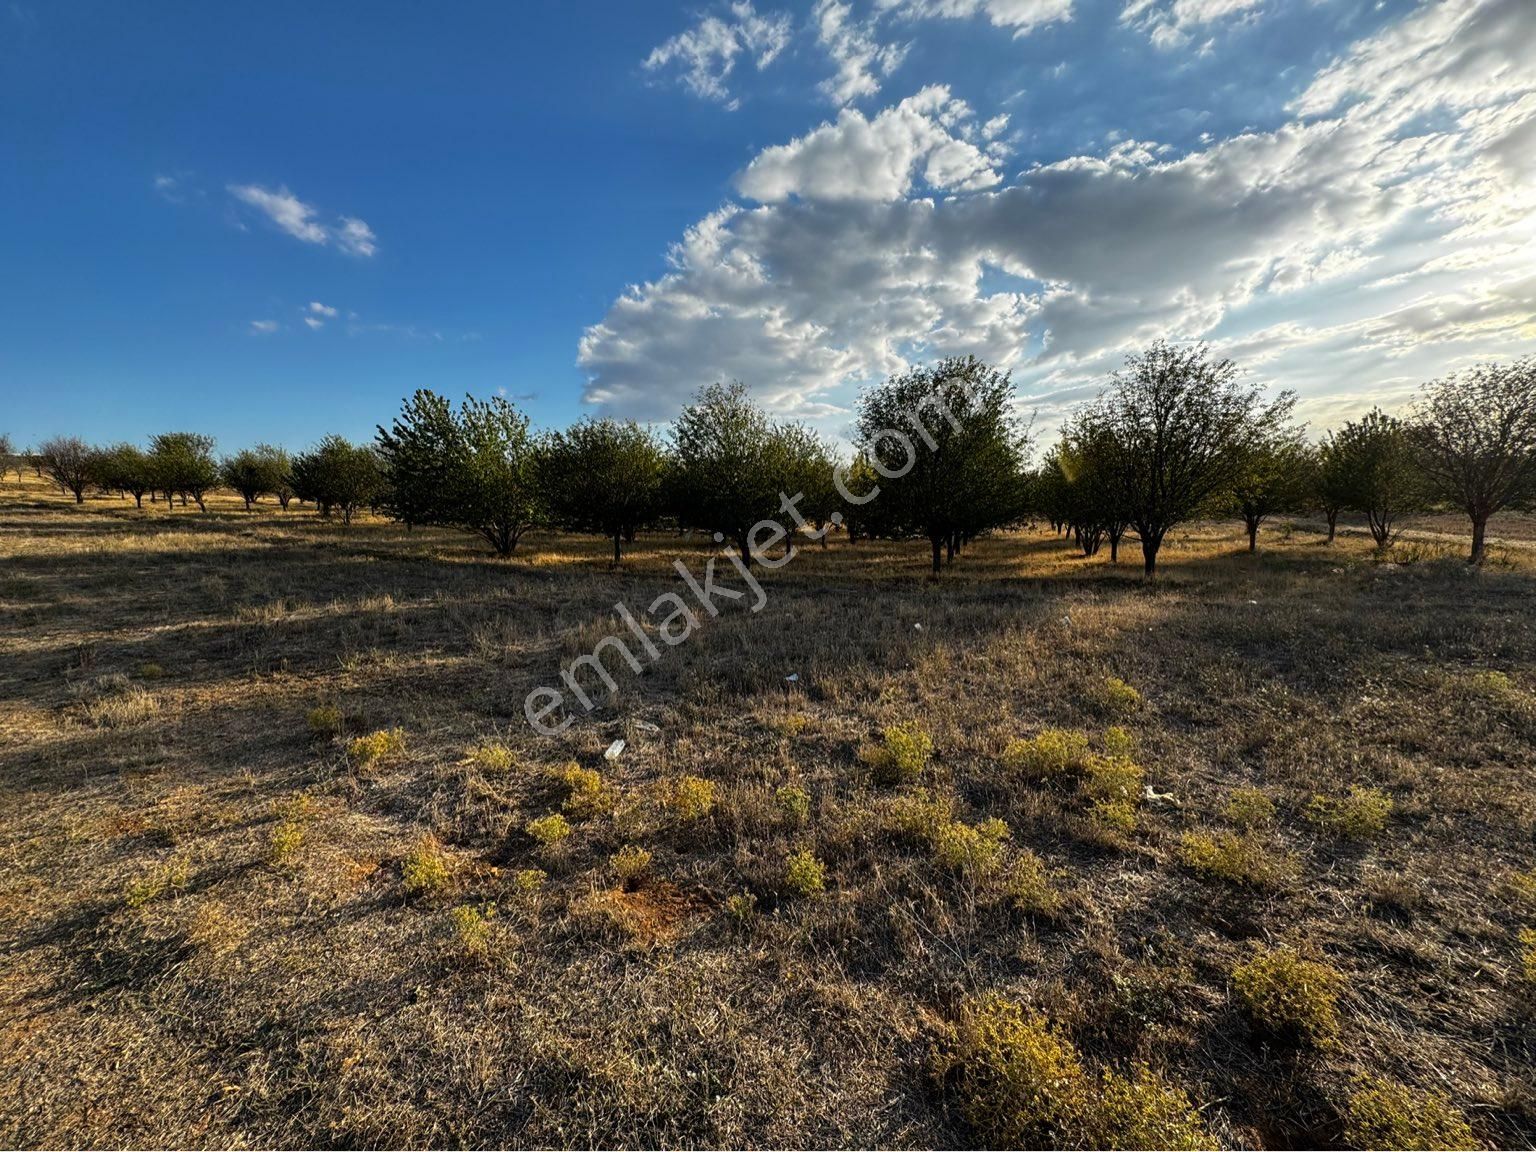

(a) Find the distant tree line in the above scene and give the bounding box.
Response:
[8,346,1536,574]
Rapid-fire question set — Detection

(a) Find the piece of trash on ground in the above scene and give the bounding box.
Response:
[603,739,626,761]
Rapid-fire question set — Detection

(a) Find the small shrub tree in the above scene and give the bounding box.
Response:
[1227,412,1309,552]
[37,436,95,503]
[1328,410,1426,548]
[538,417,666,565]
[149,432,219,511]
[292,435,384,524]
[1414,358,1536,564]
[93,443,154,507]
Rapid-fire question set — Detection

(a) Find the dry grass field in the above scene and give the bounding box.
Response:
[3,473,1536,1148]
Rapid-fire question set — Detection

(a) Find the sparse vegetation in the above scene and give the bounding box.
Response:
[661,774,716,822]
[1306,785,1393,839]
[610,844,652,887]
[306,704,343,736]
[1231,945,1344,1048]
[1343,1076,1477,1150]
[525,813,573,848]
[1003,728,1090,779]
[402,834,453,896]
[1223,786,1276,829]
[348,726,407,766]
[783,849,826,897]
[1178,829,1294,889]
[866,720,933,785]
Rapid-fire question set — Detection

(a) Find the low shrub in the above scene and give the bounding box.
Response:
[137,661,166,680]
[1223,787,1275,829]
[1231,945,1344,1048]
[1102,725,1136,758]
[511,868,546,896]
[933,817,1011,878]
[784,849,826,897]
[307,705,343,737]
[952,994,1089,1146]
[1307,786,1392,839]
[1343,1076,1476,1150]
[559,763,614,818]
[349,727,406,766]
[610,844,652,887]
[526,813,573,848]
[1001,850,1064,917]
[267,821,305,867]
[867,721,934,786]
[775,784,811,827]
[402,835,453,897]
[1003,729,1089,780]
[1089,798,1138,835]
[1081,754,1143,801]
[449,903,495,959]
[468,742,515,773]
[1096,675,1143,717]
[726,891,758,926]
[1089,1063,1212,1151]
[662,775,716,822]
[1177,830,1293,888]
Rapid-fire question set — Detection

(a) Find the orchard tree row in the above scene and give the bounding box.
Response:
[8,343,1535,576]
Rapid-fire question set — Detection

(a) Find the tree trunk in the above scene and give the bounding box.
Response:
[930,536,942,575]
[1109,533,1119,564]
[612,530,622,567]
[73,489,84,504]
[1470,514,1488,565]
[737,531,752,570]
[1141,534,1161,579]
[133,493,143,508]
[1326,510,1337,544]
[1246,517,1259,553]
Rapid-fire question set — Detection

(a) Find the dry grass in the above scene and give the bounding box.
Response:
[2,478,1536,1146]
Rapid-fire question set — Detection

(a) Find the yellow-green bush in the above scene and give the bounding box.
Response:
[449,903,495,959]
[867,721,934,786]
[468,741,515,773]
[775,784,811,827]
[1097,676,1143,717]
[610,844,652,886]
[348,727,406,766]
[307,705,343,736]
[526,812,573,847]
[1089,798,1139,835]
[402,835,453,897]
[1231,945,1343,1048]
[1520,927,1536,983]
[952,995,1211,1149]
[1002,851,1064,917]
[1081,754,1143,801]
[726,891,758,926]
[662,774,716,822]
[1343,1076,1476,1150]
[784,849,826,897]
[1089,1063,1212,1151]
[511,868,546,895]
[1223,787,1275,829]
[1102,725,1136,758]
[267,820,305,867]
[1003,728,1090,780]
[1507,868,1536,909]
[559,763,614,818]
[933,817,1011,878]
[1307,786,1392,839]
[952,994,1090,1146]
[1177,830,1293,889]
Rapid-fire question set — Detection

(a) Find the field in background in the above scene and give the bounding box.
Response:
[3,474,1535,1147]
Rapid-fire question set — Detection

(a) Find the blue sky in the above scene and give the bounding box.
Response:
[3,0,1534,451]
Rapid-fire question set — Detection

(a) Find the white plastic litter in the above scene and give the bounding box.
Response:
[785,673,800,683]
[633,721,660,734]
[603,739,626,761]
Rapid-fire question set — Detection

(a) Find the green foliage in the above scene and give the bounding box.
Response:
[725,891,758,926]
[868,721,933,785]
[1231,945,1343,1048]
[291,435,384,524]
[220,444,292,509]
[538,417,665,563]
[1004,728,1090,779]
[307,705,343,737]
[775,785,811,827]
[1088,798,1138,835]
[1177,830,1293,888]
[148,431,220,510]
[1102,726,1136,757]
[784,849,826,897]
[854,356,1029,574]
[1222,787,1275,829]
[449,903,495,959]
[468,742,515,772]
[951,994,1090,1147]
[610,845,652,886]
[267,821,305,867]
[558,763,614,818]
[662,775,716,822]
[1226,419,1310,551]
[525,813,572,847]
[1081,754,1143,801]
[1096,676,1143,717]
[1001,851,1064,917]
[1089,1063,1213,1151]
[37,436,95,502]
[511,868,546,895]
[402,835,453,897]
[1306,786,1392,839]
[348,727,406,766]
[93,442,155,506]
[933,817,1011,877]
[1344,1076,1477,1150]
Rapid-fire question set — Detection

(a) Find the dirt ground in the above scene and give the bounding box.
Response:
[2,474,1534,1148]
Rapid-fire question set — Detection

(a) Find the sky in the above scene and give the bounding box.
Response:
[3,0,1534,452]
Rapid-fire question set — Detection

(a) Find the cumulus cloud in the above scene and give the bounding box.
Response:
[227,184,378,257]
[737,86,1003,202]
[308,301,339,318]
[581,0,1536,436]
[250,319,279,334]
[813,0,909,105]
[643,1,792,108]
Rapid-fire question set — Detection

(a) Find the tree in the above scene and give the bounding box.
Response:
[0,434,12,483]
[1414,359,1536,564]
[38,436,94,503]
[539,418,665,565]
[1312,436,1353,544]
[257,444,296,510]
[376,391,540,555]
[1324,410,1425,548]
[670,382,788,567]
[95,443,154,507]
[1226,407,1307,553]
[769,421,840,553]
[1096,341,1292,578]
[292,435,383,525]
[855,356,1028,574]
[222,449,272,510]
[149,432,219,511]
[1054,406,1137,562]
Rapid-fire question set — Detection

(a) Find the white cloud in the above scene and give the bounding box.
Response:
[813,0,909,105]
[1120,0,1261,51]
[250,319,279,334]
[643,1,792,107]
[227,184,378,257]
[303,317,325,330]
[877,0,1073,37]
[581,0,1536,437]
[308,301,339,318]
[737,85,1002,202]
